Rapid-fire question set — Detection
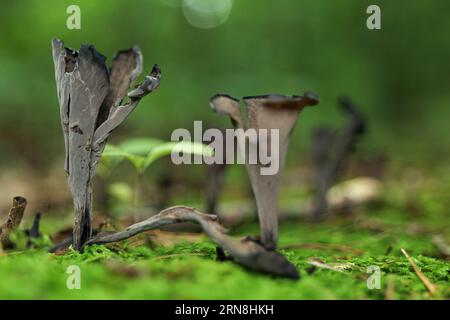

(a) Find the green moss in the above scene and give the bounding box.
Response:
[0,213,448,299]
[0,177,449,300]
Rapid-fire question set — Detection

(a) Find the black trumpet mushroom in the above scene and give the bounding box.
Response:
[210,93,319,250]
[51,38,161,250]
[312,96,366,219]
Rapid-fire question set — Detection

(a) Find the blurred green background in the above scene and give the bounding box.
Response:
[0,1,449,300]
[0,0,449,211]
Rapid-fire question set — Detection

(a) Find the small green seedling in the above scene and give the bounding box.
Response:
[100,137,213,220]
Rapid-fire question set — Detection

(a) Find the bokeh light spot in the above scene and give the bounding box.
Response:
[182,0,233,29]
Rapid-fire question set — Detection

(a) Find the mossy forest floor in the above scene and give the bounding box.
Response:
[0,174,449,299]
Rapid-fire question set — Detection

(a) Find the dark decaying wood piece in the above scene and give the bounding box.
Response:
[312,97,366,219]
[87,206,299,279]
[210,93,319,250]
[0,196,27,249]
[52,38,161,250]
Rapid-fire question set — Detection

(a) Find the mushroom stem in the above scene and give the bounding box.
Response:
[246,165,281,250]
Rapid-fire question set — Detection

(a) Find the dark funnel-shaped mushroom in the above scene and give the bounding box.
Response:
[312,96,366,219]
[52,38,161,250]
[210,93,319,250]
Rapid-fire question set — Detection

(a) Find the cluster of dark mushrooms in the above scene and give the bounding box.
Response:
[51,38,320,279]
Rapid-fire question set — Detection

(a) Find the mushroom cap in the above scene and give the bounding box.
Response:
[210,92,320,130]
[243,92,319,109]
[210,94,240,113]
[241,92,319,137]
[210,94,243,128]
[101,46,143,111]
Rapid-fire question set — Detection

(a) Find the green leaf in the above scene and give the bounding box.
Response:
[101,138,214,175]
[140,141,213,174]
[102,144,145,171]
[118,138,165,156]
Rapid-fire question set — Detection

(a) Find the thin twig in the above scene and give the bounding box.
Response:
[306,259,345,273]
[401,248,437,296]
[87,206,299,279]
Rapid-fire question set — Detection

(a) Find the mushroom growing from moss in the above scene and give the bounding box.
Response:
[51,38,161,250]
[210,93,319,250]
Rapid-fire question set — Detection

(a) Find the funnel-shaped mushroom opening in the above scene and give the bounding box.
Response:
[96,47,143,127]
[242,93,318,249]
[210,94,244,129]
[52,38,160,250]
[243,93,318,137]
[243,94,317,169]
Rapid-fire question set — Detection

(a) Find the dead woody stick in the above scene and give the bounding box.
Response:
[0,196,27,249]
[52,38,161,250]
[401,248,437,296]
